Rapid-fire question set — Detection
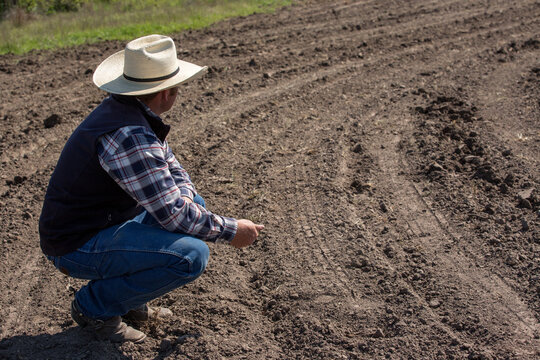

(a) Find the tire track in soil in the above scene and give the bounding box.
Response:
[263,0,540,355]
[340,11,539,353]
[368,111,539,357]
[476,52,540,171]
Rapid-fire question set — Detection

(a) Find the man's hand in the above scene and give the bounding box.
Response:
[231,219,264,248]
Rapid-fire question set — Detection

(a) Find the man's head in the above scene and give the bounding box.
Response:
[137,86,179,115]
[93,35,207,97]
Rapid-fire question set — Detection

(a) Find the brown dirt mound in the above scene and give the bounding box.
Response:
[0,0,538,358]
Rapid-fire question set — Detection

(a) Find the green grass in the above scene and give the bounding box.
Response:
[0,0,291,55]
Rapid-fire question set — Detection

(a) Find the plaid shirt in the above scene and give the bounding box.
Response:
[96,125,237,243]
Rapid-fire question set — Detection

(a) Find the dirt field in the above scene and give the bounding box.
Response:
[0,0,539,358]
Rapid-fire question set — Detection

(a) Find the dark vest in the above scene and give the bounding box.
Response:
[39,95,170,256]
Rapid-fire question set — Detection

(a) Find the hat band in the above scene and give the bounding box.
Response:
[123,67,180,82]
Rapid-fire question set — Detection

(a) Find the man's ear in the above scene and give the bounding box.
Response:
[160,89,171,102]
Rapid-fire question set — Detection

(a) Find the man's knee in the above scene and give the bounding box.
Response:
[186,239,209,278]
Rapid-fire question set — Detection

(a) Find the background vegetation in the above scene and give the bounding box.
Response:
[0,0,291,54]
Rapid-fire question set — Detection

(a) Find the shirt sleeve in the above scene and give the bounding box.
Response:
[96,126,237,243]
[163,140,197,201]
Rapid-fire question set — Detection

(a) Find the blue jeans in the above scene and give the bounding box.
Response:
[48,195,209,320]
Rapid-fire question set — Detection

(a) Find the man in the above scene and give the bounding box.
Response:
[39,34,264,343]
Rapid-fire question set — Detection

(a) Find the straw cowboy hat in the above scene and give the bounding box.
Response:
[93,34,207,96]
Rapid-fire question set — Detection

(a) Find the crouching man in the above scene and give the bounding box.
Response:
[39,34,264,343]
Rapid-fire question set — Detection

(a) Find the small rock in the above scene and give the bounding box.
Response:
[502,149,512,156]
[383,245,395,258]
[483,204,495,215]
[13,175,26,185]
[394,320,407,328]
[521,219,529,231]
[272,311,283,321]
[351,180,371,194]
[429,299,441,308]
[427,162,445,173]
[177,335,191,344]
[352,143,364,153]
[84,68,93,75]
[372,328,384,338]
[44,114,61,128]
[263,72,271,79]
[412,270,425,280]
[488,237,501,245]
[473,165,499,184]
[518,198,532,209]
[266,299,277,310]
[22,211,32,220]
[380,201,389,213]
[463,155,482,165]
[505,255,518,266]
[504,173,515,186]
[289,292,299,300]
[518,188,534,200]
[398,287,410,295]
[248,58,257,67]
[160,338,173,352]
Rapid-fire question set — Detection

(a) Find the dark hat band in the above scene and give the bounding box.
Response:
[123,67,180,82]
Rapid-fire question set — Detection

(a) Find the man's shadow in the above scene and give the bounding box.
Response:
[0,327,132,360]
[0,325,198,359]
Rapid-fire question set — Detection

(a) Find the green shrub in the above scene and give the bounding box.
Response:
[2,0,83,16]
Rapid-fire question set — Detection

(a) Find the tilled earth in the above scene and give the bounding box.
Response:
[0,0,539,359]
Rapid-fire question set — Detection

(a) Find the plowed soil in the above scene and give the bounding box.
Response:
[0,0,539,358]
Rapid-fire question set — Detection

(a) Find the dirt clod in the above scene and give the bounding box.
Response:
[43,114,61,128]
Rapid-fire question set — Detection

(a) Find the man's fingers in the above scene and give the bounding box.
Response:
[254,224,264,237]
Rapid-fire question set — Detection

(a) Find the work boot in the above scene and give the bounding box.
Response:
[71,300,146,343]
[123,304,173,323]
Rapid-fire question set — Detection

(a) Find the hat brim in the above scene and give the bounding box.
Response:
[93,49,207,96]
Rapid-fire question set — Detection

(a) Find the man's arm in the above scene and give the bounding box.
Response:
[163,140,198,201]
[97,126,236,243]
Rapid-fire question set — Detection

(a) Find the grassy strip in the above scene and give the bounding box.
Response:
[0,0,291,55]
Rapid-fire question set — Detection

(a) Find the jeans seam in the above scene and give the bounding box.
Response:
[92,249,194,280]
[114,272,198,315]
[75,248,193,266]
[85,253,195,319]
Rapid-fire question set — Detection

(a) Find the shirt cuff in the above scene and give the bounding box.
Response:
[216,216,238,244]
[179,187,194,201]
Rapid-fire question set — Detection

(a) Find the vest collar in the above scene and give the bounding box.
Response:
[111,94,171,142]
